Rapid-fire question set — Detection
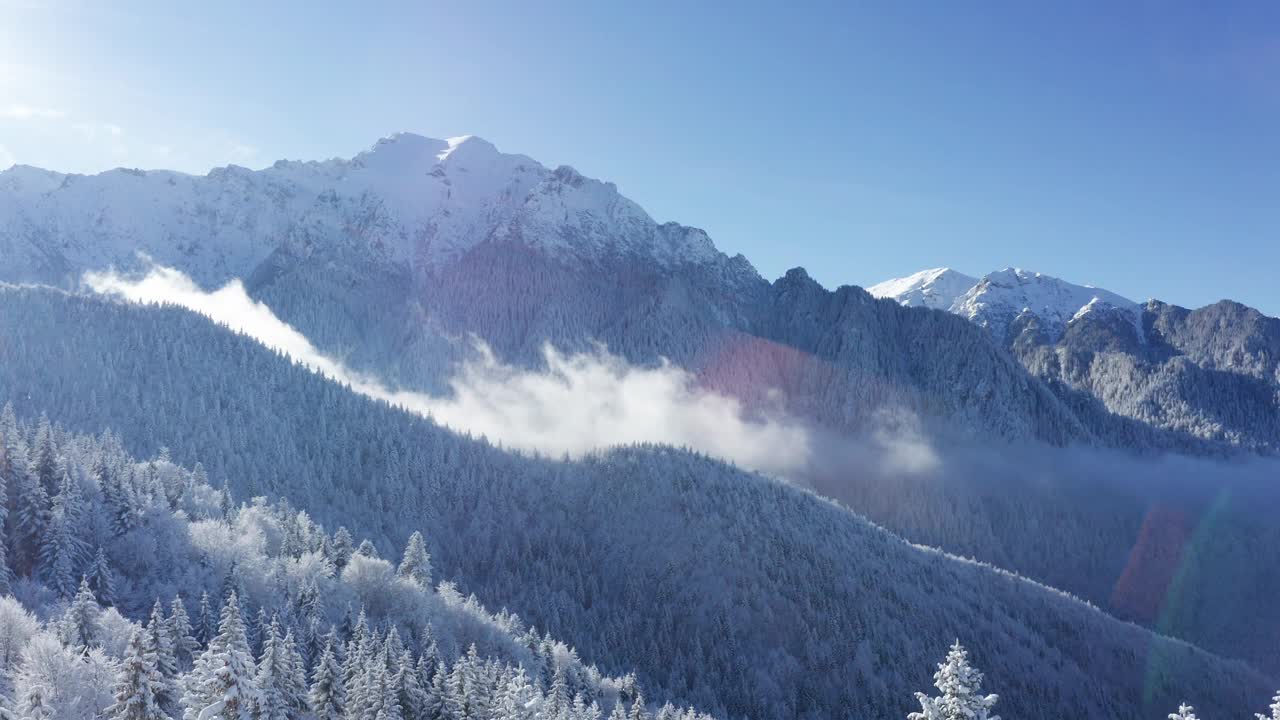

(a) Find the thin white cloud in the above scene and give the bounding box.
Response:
[85,265,812,476]
[1,103,65,120]
[0,144,14,169]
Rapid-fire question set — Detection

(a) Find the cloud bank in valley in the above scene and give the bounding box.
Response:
[85,266,811,476]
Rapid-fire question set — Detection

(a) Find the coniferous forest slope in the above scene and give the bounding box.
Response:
[0,283,1276,719]
[3,136,1280,719]
[0,409,701,720]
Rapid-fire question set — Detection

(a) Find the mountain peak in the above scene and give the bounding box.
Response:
[871,265,1142,343]
[0,132,744,285]
[867,267,978,311]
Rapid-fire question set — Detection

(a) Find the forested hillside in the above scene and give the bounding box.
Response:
[0,284,1273,719]
[0,411,704,720]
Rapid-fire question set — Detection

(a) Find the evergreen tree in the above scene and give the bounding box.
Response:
[1257,691,1280,720]
[0,522,12,597]
[145,599,181,715]
[86,546,117,606]
[168,596,200,671]
[308,639,345,720]
[251,617,292,720]
[908,641,1000,720]
[181,591,258,720]
[397,531,433,588]
[548,663,572,717]
[62,576,102,650]
[331,527,354,571]
[424,667,448,720]
[393,648,429,720]
[220,479,235,523]
[12,456,49,577]
[39,473,89,597]
[31,416,59,499]
[355,539,378,559]
[195,591,217,648]
[629,693,649,720]
[495,666,536,720]
[0,434,10,595]
[282,630,308,718]
[445,659,470,720]
[108,629,169,720]
[1170,703,1199,720]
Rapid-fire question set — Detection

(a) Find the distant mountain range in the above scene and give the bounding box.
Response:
[3,133,1280,718]
[872,266,1280,450]
[3,133,1276,453]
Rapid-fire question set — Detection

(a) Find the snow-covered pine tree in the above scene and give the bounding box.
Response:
[17,679,55,720]
[248,606,268,659]
[12,456,49,578]
[108,628,168,720]
[908,641,1000,720]
[393,648,429,719]
[358,642,402,720]
[629,692,650,720]
[282,630,307,717]
[251,616,291,720]
[1170,703,1199,720]
[86,546,117,606]
[62,576,102,650]
[0,434,10,596]
[308,639,345,720]
[39,473,89,597]
[0,528,10,597]
[397,531,433,589]
[30,416,59,500]
[496,666,537,720]
[355,539,378,559]
[219,479,234,523]
[195,592,216,648]
[1257,691,1280,720]
[145,599,180,715]
[331,527,353,571]
[342,609,370,700]
[445,657,470,720]
[424,666,448,720]
[548,662,572,717]
[181,591,258,720]
[168,597,200,671]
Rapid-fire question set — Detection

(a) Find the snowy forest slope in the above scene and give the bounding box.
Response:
[0,284,1274,719]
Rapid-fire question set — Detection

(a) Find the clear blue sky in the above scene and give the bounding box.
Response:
[3,1,1278,314]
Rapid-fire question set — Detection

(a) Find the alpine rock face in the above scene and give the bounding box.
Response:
[0,135,1098,449]
[2,134,1276,453]
[869,266,1142,344]
[873,266,1280,451]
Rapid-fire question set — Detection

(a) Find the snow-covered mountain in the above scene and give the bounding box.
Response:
[871,266,1141,343]
[3,136,1276,453]
[0,133,744,288]
[867,267,978,311]
[874,266,1280,450]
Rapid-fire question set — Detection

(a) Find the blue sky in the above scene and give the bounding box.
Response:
[3,1,1278,314]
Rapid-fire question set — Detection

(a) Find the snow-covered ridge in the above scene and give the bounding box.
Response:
[0,132,745,287]
[871,266,1142,342]
[867,267,978,311]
